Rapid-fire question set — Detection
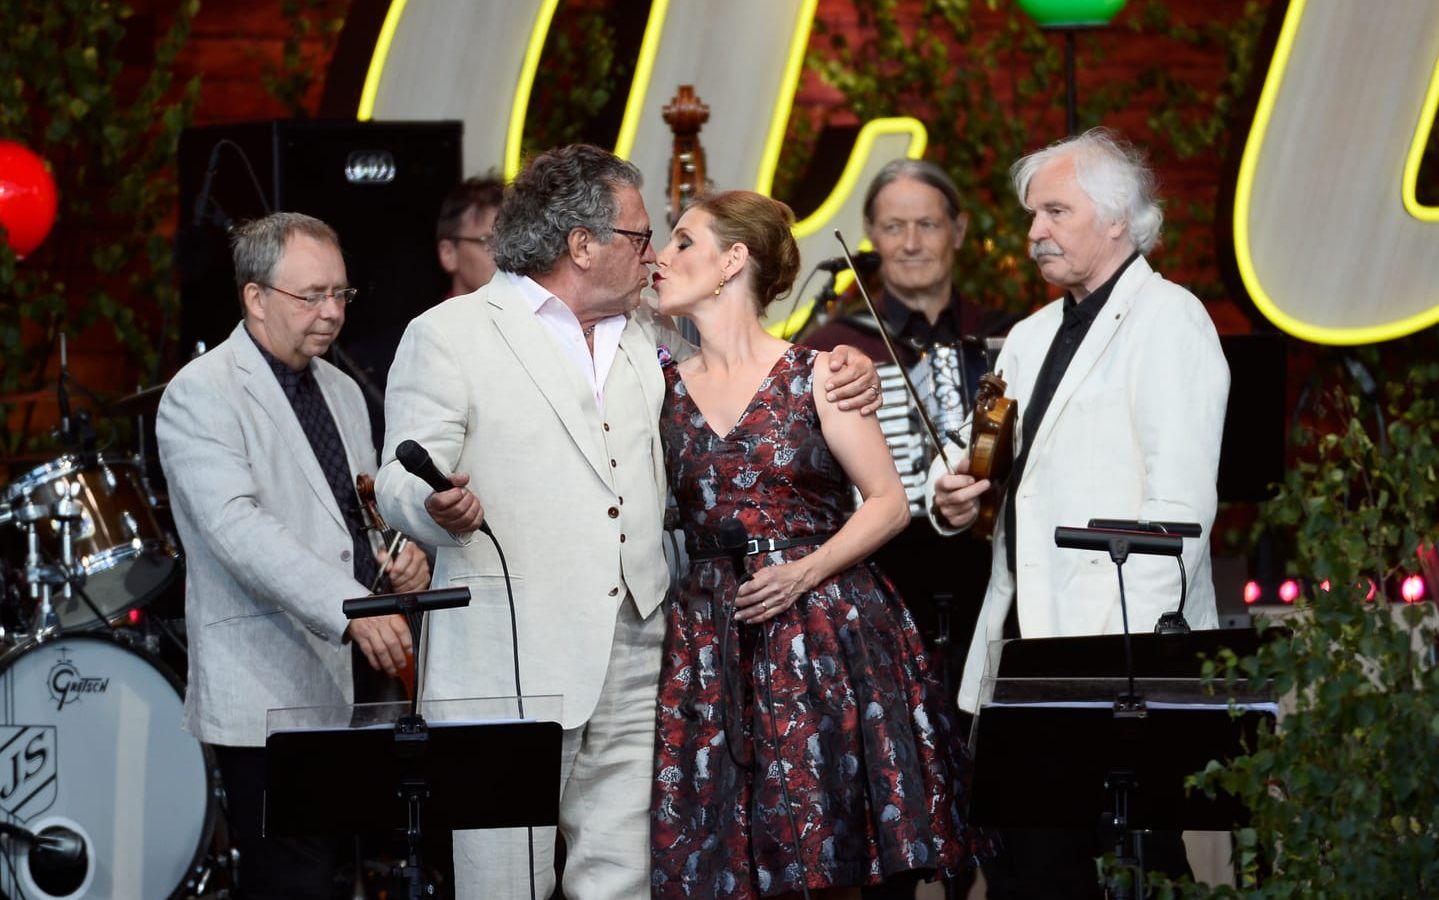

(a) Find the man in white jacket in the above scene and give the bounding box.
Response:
[928,129,1229,896]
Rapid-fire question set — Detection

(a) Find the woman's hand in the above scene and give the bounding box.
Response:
[734,559,818,624]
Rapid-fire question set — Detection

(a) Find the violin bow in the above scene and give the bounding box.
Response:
[833,230,955,474]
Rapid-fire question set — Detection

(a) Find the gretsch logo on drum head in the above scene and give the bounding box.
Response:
[47,652,109,710]
[0,726,57,821]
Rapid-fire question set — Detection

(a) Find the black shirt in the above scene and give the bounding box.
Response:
[806,287,1006,370]
[882,291,965,352]
[1004,252,1140,572]
[247,328,379,590]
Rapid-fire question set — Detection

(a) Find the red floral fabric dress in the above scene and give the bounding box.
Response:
[650,346,983,897]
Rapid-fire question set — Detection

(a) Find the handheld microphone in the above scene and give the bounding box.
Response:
[396,439,492,536]
[717,519,752,585]
[815,250,879,274]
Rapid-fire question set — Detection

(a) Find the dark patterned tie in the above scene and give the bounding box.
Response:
[278,365,381,590]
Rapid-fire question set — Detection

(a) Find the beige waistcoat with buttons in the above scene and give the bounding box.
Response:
[376,278,671,730]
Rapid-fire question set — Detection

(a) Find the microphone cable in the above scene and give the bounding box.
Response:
[474,523,536,900]
[395,439,536,900]
[1157,523,1188,622]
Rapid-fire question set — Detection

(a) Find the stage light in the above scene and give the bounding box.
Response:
[1365,579,1378,602]
[1401,574,1426,603]
[1278,579,1300,604]
[1319,579,1331,592]
[1017,0,1128,136]
[128,608,143,625]
[1244,580,1262,605]
[1018,0,1127,27]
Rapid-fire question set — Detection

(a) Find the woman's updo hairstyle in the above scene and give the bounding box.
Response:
[692,190,800,313]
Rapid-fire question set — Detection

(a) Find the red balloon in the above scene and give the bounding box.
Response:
[0,141,59,258]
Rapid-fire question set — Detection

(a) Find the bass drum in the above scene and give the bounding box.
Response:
[0,634,216,899]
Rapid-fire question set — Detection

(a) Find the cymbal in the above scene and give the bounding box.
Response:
[107,382,168,417]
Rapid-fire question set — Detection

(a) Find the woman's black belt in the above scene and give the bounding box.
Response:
[689,532,834,560]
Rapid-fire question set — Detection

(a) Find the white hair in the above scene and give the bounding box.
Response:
[1010,127,1163,253]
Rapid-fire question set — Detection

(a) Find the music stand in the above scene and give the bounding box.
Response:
[970,630,1277,897]
[971,525,1279,897]
[263,587,563,900]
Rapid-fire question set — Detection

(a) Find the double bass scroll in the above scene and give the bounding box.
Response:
[662,85,710,227]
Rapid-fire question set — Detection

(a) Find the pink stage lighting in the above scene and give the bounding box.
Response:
[1243,580,1262,605]
[1278,579,1301,604]
[1401,574,1426,603]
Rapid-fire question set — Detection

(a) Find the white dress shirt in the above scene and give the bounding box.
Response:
[510,271,626,411]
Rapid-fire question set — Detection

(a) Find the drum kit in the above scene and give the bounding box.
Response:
[0,343,230,899]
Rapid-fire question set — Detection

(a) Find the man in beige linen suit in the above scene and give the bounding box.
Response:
[377,145,880,899]
[158,212,429,897]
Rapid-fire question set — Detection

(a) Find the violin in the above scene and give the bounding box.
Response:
[663,85,710,225]
[965,372,1016,540]
[355,473,416,699]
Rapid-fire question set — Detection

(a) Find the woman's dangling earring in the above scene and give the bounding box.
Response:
[714,276,727,296]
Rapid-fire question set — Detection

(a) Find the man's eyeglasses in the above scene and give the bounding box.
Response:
[261,283,359,307]
[611,227,652,253]
[444,235,492,247]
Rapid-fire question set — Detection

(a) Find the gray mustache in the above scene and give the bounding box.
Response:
[1029,240,1063,260]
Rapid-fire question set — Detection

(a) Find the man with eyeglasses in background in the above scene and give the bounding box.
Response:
[436,173,505,298]
[157,211,430,898]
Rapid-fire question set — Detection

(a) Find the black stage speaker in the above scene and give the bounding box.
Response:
[1217,333,1286,503]
[176,120,463,445]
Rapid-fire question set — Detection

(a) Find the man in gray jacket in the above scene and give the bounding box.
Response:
[158,212,429,897]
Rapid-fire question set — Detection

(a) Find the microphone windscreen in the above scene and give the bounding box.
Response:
[395,439,427,473]
[717,519,748,550]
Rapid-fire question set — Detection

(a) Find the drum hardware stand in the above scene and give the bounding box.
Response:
[15,491,59,638]
[15,486,111,641]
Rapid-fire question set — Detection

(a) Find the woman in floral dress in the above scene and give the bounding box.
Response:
[648,191,985,899]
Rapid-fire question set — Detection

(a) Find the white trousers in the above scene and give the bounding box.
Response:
[455,596,663,899]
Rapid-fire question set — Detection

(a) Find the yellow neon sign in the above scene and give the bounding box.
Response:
[1234,0,1439,345]
[1401,56,1439,222]
[613,0,672,162]
[356,0,409,122]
